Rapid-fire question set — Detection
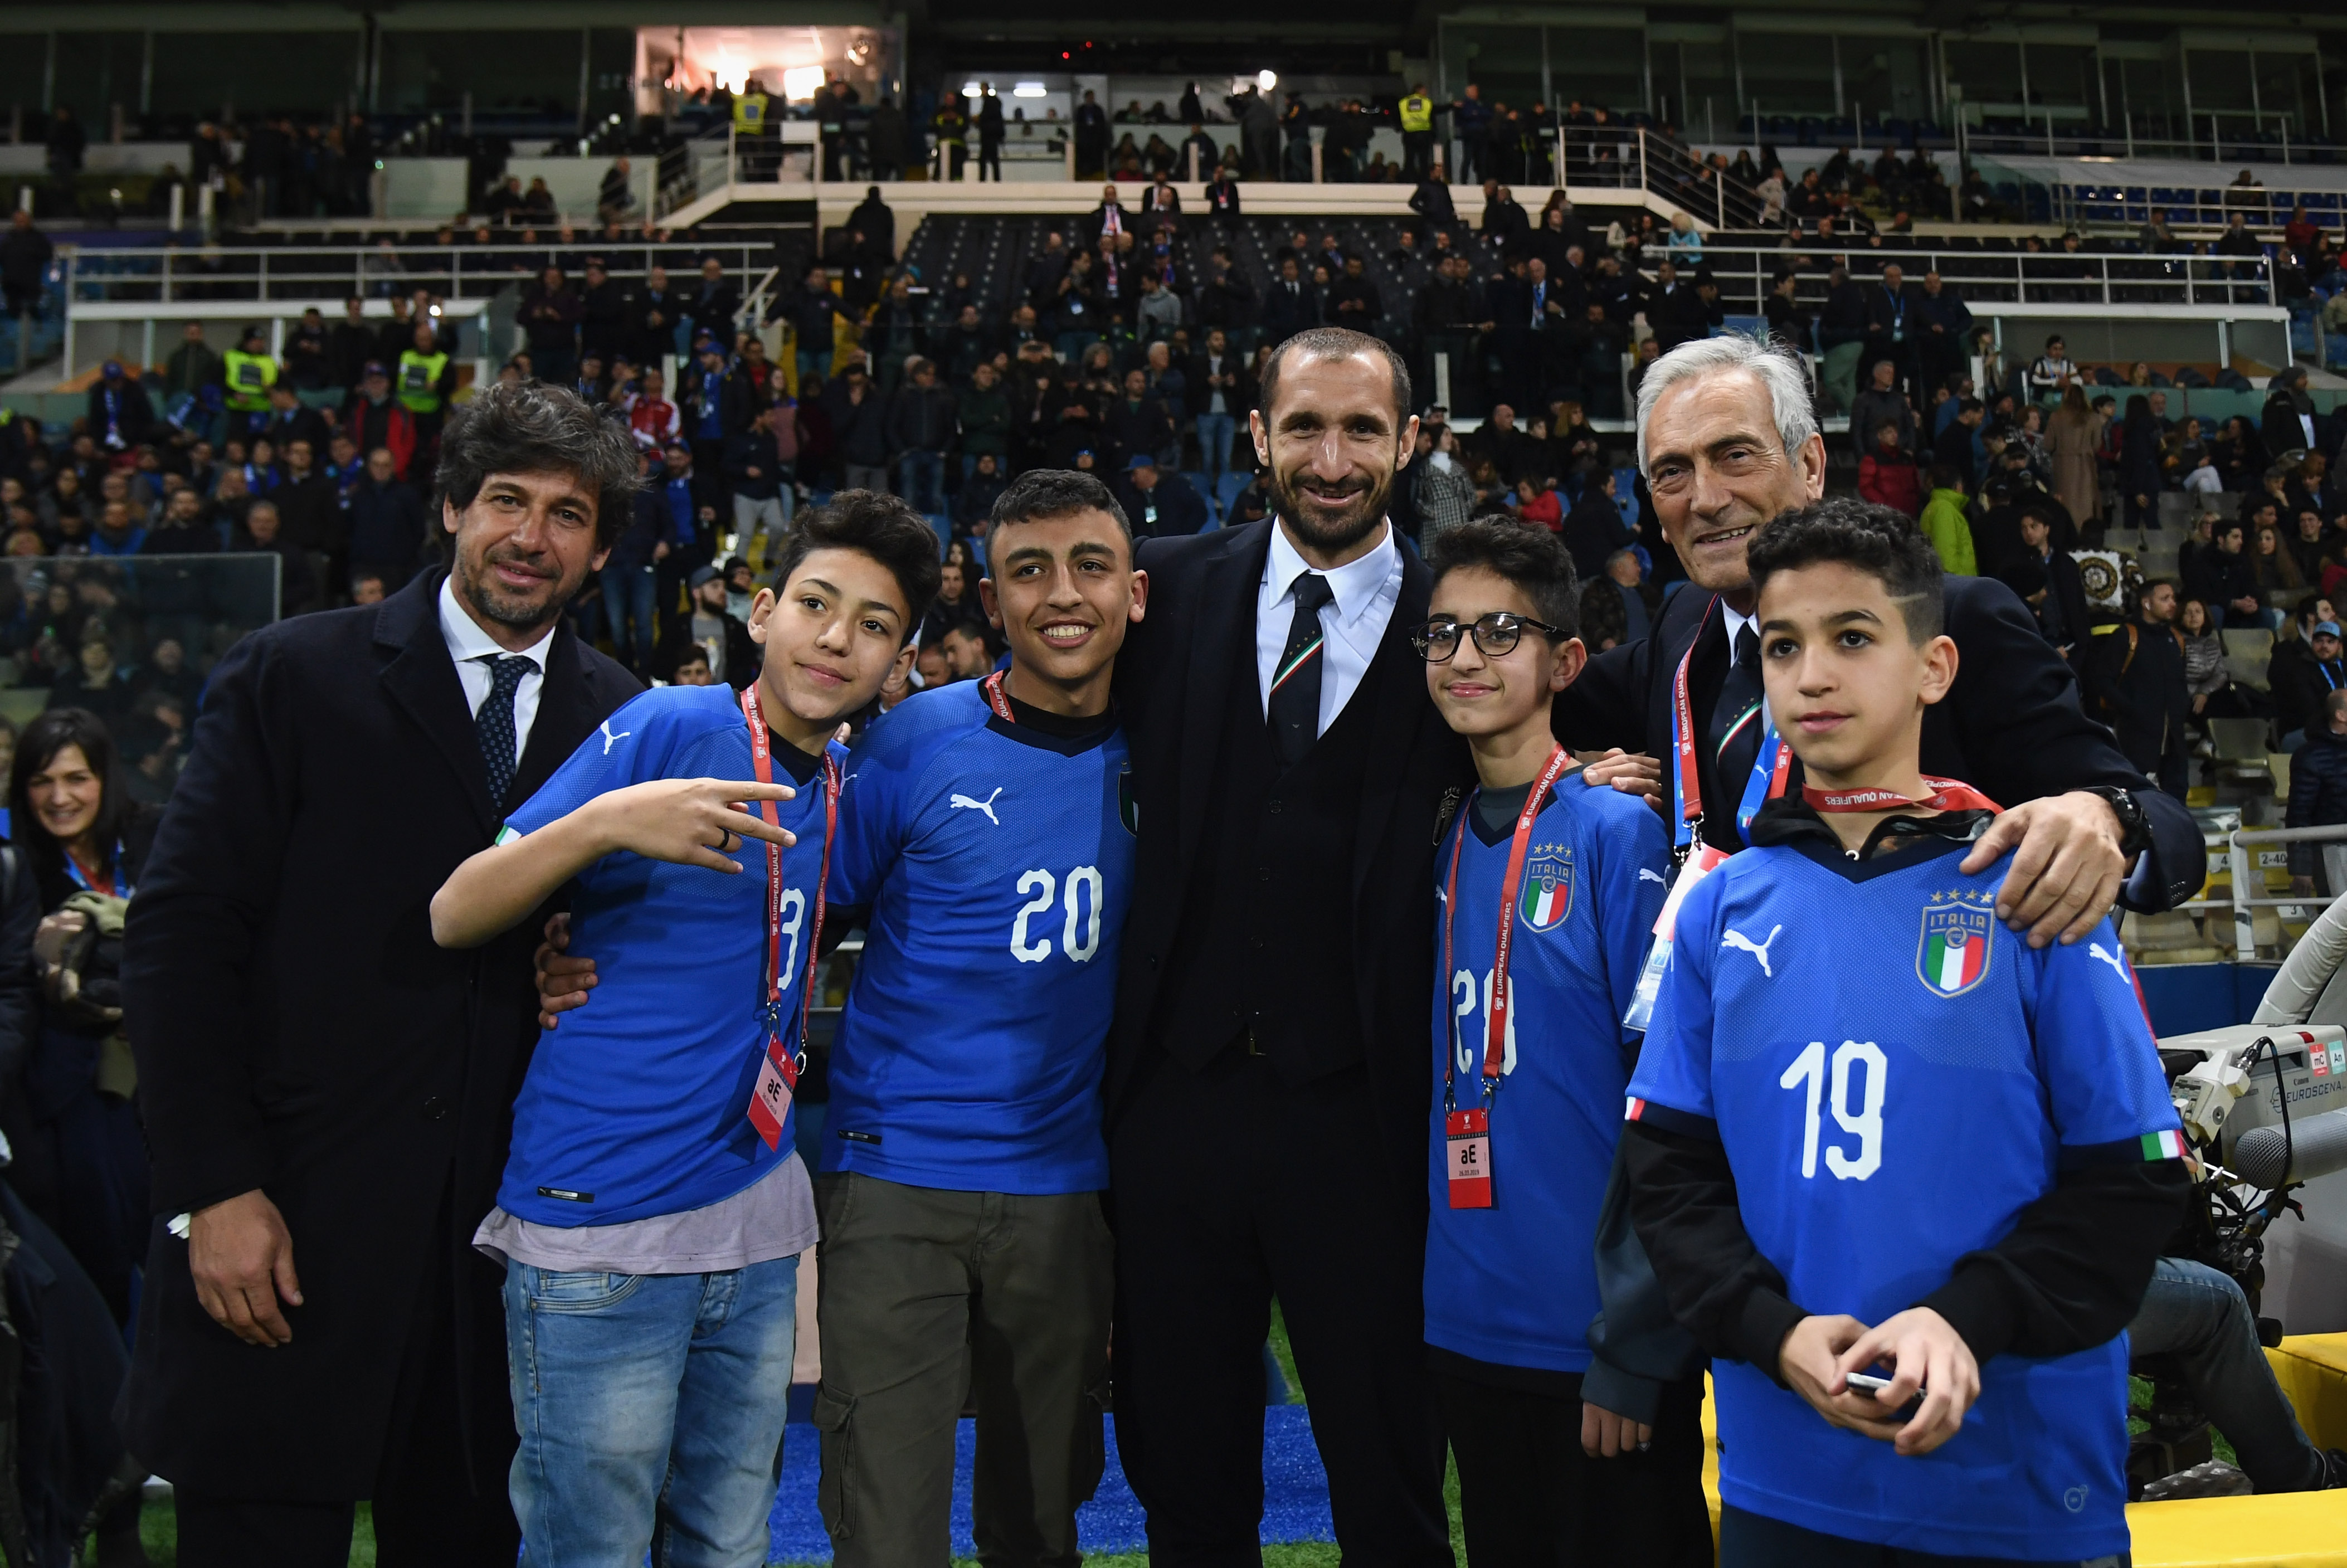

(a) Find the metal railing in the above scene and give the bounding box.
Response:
[654,122,822,221]
[1601,128,1767,231]
[2175,825,2347,964]
[1635,242,2276,318]
[60,241,781,308]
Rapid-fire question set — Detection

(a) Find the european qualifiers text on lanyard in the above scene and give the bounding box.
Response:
[740,680,843,1151]
[1622,596,1791,1033]
[1440,744,1577,1210]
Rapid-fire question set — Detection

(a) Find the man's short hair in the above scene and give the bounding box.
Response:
[435,379,642,548]
[2137,575,2178,609]
[1927,462,1961,492]
[768,489,944,647]
[1424,517,1580,640]
[2299,593,2329,629]
[986,469,1132,574]
[1746,496,1944,644]
[1634,335,1819,478]
[1257,326,1413,427]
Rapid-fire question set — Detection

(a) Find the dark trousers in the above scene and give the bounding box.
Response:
[1109,1048,1450,1568]
[1438,1366,1712,1568]
[173,1205,519,1568]
[1719,1503,2130,1567]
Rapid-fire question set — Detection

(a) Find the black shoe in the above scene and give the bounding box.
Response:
[2321,1448,2347,1489]
[2141,1459,2251,1500]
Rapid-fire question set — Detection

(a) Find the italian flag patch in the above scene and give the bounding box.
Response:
[2141,1128,2185,1161]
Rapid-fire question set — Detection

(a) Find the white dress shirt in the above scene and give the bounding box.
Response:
[439,575,556,766]
[1257,520,1404,737]
[1720,601,1755,660]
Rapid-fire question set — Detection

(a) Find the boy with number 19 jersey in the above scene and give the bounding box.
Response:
[1622,500,2188,1566]
[1627,836,2179,1559]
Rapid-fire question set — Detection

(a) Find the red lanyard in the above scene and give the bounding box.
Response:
[1669,597,1791,853]
[1442,744,1577,1105]
[739,680,841,1083]
[981,668,1014,722]
[1801,777,2002,814]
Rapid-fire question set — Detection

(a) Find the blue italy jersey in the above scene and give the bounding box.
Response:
[496,684,840,1228]
[1424,772,1668,1372]
[825,681,1134,1194]
[1627,835,2183,1559]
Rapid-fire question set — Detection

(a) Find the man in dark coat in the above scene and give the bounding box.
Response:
[1558,336,2205,921]
[0,208,53,319]
[1112,453,1209,537]
[1104,328,1477,1566]
[2263,364,2319,460]
[2083,578,2194,798]
[120,380,645,1568]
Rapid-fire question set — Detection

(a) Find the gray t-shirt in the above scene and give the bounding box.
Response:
[473,1147,816,1275]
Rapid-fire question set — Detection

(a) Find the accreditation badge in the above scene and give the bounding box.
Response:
[1445,1106,1493,1209]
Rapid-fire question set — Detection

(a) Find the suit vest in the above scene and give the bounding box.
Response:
[1154,612,1384,1080]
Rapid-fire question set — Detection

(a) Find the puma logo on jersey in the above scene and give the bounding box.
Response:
[1639,868,1667,885]
[949,787,1004,826]
[598,721,631,754]
[1722,925,1783,978]
[2088,942,2129,980]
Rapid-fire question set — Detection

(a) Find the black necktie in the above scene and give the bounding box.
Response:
[1268,573,1335,768]
[476,654,531,816]
[1707,623,1764,819]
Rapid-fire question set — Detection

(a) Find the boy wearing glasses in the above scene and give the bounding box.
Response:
[1415,520,1712,1562]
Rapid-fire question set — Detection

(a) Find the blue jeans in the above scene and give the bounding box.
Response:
[2140,1258,2319,1493]
[1195,412,1236,488]
[601,563,656,672]
[2130,1256,2323,1493]
[898,450,945,517]
[505,1253,802,1568]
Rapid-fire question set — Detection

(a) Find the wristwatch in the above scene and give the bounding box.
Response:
[2081,786,2153,860]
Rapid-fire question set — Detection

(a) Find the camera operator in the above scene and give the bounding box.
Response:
[2131,1248,2347,1493]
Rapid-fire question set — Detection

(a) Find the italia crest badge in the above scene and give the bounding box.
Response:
[1917,890,1995,996]
[1517,845,1573,932]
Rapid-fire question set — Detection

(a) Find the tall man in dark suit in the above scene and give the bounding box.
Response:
[1259,255,1321,343]
[120,381,645,1568]
[1108,327,1471,1565]
[1557,335,2204,939]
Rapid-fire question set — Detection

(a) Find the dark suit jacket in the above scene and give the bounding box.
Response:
[121,569,641,1498]
[1554,575,2203,909]
[1114,473,1209,537]
[1109,522,1474,1200]
[1259,277,1321,342]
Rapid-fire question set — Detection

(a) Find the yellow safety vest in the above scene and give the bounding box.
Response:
[733,92,770,132]
[222,349,275,412]
[398,349,450,414]
[1400,95,1433,133]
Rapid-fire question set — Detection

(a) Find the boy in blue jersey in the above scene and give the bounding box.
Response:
[811,468,1145,1568]
[429,491,941,1568]
[1622,498,2190,1567]
[1416,519,1714,1565]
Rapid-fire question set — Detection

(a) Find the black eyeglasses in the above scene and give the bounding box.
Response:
[1410,612,1565,662]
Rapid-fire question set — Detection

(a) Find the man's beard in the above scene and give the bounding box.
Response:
[458,543,576,631]
[1269,460,1389,556]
